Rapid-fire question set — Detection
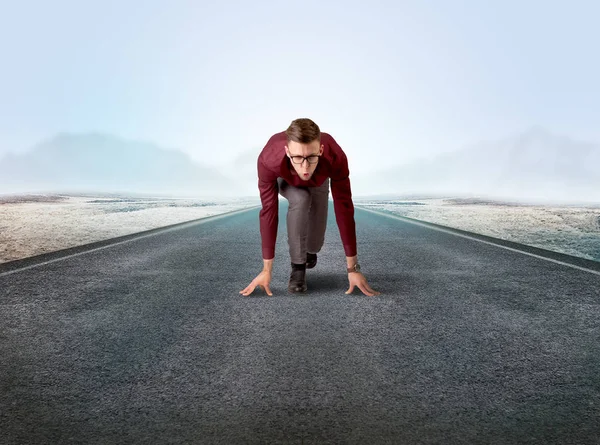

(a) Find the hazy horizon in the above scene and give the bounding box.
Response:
[1,124,599,204]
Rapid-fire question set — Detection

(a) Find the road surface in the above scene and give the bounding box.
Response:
[1,203,599,444]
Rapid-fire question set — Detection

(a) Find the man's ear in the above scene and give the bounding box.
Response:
[320,144,324,155]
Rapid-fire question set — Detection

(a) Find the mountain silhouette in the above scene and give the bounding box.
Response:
[357,127,600,203]
[0,132,242,197]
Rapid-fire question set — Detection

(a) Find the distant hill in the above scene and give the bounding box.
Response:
[357,127,600,204]
[0,132,243,198]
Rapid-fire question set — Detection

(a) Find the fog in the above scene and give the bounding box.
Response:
[1,127,599,204]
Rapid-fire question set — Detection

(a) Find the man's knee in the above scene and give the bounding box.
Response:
[287,189,311,211]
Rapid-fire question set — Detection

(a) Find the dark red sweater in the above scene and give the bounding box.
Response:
[257,130,357,260]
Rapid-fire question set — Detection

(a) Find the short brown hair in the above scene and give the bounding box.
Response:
[285,118,321,144]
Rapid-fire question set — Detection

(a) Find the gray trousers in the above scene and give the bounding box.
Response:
[277,177,330,264]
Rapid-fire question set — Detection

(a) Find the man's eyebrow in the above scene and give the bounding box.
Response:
[288,152,320,156]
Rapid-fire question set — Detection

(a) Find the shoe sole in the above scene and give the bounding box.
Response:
[288,284,308,293]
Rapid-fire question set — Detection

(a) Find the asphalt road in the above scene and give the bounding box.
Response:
[1,202,599,444]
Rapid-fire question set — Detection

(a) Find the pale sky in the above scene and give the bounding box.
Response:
[1,0,599,175]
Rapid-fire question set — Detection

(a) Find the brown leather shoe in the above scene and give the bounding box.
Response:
[288,263,307,293]
[306,253,317,269]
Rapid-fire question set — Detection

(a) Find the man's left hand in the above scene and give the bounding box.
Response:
[345,272,380,297]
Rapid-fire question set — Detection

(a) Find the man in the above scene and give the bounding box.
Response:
[239,118,380,297]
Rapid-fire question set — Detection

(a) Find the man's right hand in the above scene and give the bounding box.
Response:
[239,270,273,296]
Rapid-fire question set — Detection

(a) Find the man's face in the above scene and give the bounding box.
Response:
[285,140,324,181]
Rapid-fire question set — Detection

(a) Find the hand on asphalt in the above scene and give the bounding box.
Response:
[345,272,380,297]
[240,270,273,296]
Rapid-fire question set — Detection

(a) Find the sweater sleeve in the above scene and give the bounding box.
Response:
[328,136,357,257]
[257,157,279,260]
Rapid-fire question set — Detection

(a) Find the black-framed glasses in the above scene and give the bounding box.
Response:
[289,154,321,165]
